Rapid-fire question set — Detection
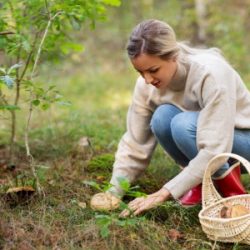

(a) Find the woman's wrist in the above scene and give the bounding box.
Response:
[157,187,171,201]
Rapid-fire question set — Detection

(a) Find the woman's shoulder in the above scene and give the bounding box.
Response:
[189,51,227,66]
[187,51,235,78]
[192,49,236,73]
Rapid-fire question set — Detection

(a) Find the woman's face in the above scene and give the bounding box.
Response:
[131,53,177,89]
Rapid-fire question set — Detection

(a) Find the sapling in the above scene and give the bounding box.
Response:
[0,0,121,194]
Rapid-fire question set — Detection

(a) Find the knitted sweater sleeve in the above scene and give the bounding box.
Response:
[164,74,236,199]
[109,78,157,195]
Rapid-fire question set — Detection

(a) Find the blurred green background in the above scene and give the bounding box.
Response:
[36,0,250,154]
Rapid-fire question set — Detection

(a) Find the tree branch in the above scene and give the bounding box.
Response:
[0,31,15,35]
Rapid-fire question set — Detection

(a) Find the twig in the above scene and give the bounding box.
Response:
[9,39,23,164]
[212,241,217,250]
[30,13,62,79]
[0,31,15,35]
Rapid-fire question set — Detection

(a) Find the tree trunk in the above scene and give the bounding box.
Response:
[195,0,208,44]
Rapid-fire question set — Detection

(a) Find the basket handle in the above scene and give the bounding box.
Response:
[202,153,250,208]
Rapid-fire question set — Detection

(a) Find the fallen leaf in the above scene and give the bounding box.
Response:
[77,137,92,155]
[0,179,8,185]
[167,229,184,241]
[129,233,137,240]
[96,175,105,181]
[78,202,87,209]
[78,137,91,147]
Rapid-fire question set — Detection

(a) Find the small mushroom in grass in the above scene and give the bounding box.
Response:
[167,229,184,241]
[5,186,35,204]
[6,186,35,194]
[220,202,249,218]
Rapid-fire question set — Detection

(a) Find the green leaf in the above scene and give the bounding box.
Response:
[0,67,6,74]
[61,42,84,54]
[48,85,56,91]
[116,219,127,227]
[83,180,102,191]
[22,40,31,52]
[117,177,130,192]
[0,105,20,110]
[127,191,146,198]
[57,101,72,106]
[118,201,128,210]
[100,225,110,238]
[69,16,81,30]
[95,214,112,237]
[102,182,113,192]
[32,99,40,106]
[35,87,45,97]
[95,214,111,225]
[41,103,50,110]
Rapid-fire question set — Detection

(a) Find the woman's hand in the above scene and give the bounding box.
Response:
[119,188,171,217]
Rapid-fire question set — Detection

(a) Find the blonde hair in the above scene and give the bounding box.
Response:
[127,19,223,61]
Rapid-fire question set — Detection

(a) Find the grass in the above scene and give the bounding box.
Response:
[0,63,250,249]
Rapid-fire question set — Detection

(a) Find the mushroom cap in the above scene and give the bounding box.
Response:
[90,192,121,211]
[231,204,249,218]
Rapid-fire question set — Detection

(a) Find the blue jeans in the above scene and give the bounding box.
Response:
[150,104,250,177]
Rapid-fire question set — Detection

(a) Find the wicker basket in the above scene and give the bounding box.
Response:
[198,153,250,244]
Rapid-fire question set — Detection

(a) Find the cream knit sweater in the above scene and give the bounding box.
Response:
[110,51,250,199]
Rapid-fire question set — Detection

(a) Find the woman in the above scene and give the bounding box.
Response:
[90,19,249,216]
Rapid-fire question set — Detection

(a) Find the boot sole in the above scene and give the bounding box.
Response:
[177,200,201,208]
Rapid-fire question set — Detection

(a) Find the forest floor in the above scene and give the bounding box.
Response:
[0,67,250,250]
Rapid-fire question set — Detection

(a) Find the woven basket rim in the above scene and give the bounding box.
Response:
[199,212,250,223]
[199,194,250,222]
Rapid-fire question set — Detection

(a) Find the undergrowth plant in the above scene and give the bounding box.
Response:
[0,0,120,192]
[84,178,149,238]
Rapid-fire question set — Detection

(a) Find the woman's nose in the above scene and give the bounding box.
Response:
[144,73,153,84]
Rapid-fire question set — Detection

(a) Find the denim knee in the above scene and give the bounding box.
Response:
[171,112,198,137]
[150,104,190,166]
[150,104,181,139]
[170,111,198,159]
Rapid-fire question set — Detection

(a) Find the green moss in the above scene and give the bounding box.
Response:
[87,153,114,173]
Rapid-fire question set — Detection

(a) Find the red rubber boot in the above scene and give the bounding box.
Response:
[179,183,202,207]
[179,162,246,207]
[213,162,246,197]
